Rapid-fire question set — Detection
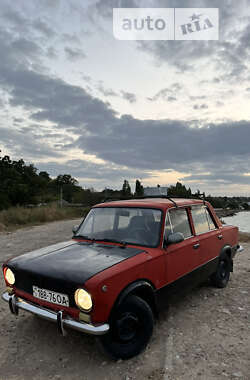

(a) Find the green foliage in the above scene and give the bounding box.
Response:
[242,203,250,210]
[135,179,144,197]
[121,179,132,197]
[167,182,192,198]
[0,153,80,209]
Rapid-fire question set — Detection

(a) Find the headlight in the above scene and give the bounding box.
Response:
[74,288,92,312]
[4,268,15,285]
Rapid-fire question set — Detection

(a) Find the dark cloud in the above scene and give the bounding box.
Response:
[97,83,118,97]
[74,117,250,189]
[134,1,250,80]
[190,95,207,101]
[0,50,117,130]
[0,126,63,159]
[47,46,57,59]
[215,101,224,107]
[36,159,150,188]
[148,83,181,102]
[1,5,29,35]
[167,96,177,102]
[121,91,137,103]
[32,18,55,38]
[182,172,250,186]
[0,0,250,192]
[193,104,208,110]
[64,47,86,60]
[11,38,42,58]
[0,22,249,189]
[62,33,81,44]
[94,0,139,19]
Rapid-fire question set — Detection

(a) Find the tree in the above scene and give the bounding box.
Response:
[167,182,192,198]
[121,180,131,197]
[39,171,51,182]
[135,179,144,197]
[54,174,79,203]
[55,174,78,187]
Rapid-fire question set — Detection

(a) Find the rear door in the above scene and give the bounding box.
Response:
[190,205,222,268]
[164,207,201,285]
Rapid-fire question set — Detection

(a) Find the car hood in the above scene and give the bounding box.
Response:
[7,240,144,305]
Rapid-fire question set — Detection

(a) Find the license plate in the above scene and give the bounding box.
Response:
[32,286,69,307]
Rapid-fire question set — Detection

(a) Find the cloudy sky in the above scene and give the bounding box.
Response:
[0,0,250,196]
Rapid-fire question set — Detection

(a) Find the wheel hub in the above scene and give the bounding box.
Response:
[116,312,139,342]
[219,261,227,279]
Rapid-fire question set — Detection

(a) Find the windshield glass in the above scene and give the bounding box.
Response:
[75,207,162,247]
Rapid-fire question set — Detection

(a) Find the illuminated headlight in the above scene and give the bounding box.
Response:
[4,268,15,285]
[74,288,92,312]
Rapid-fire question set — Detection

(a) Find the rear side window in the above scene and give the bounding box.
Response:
[169,208,192,239]
[205,208,217,230]
[191,205,216,234]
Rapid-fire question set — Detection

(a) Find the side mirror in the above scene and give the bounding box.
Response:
[72,225,79,235]
[167,232,184,245]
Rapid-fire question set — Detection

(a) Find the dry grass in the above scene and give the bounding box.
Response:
[0,204,90,231]
[238,232,250,243]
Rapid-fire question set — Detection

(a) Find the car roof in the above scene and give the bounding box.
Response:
[94,198,205,210]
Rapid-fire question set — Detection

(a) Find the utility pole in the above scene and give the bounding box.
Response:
[60,186,63,208]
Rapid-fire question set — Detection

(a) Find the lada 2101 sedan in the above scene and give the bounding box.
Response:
[2,197,243,359]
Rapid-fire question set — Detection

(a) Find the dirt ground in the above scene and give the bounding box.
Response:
[0,220,249,380]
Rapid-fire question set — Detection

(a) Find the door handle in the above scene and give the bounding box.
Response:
[218,234,223,240]
[193,243,200,249]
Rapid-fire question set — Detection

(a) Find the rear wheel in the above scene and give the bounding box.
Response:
[211,256,231,288]
[100,295,154,359]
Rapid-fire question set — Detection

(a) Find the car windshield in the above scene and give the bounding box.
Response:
[75,207,162,247]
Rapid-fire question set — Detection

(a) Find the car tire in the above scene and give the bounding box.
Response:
[210,256,231,288]
[99,295,154,360]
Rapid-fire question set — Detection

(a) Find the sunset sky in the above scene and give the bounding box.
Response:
[0,0,250,195]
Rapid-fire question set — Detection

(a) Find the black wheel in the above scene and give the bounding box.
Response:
[100,295,154,359]
[210,256,231,288]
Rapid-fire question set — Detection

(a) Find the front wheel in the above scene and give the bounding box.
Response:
[210,256,231,288]
[100,295,154,359]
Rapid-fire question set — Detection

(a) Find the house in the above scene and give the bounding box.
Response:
[144,186,168,196]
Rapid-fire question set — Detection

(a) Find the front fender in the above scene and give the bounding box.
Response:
[111,279,157,317]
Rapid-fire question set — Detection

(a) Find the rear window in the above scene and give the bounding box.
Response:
[191,205,217,234]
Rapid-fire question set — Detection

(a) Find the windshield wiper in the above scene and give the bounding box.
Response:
[73,235,127,247]
[73,234,96,242]
[100,238,127,247]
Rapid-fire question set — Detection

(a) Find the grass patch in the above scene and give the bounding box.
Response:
[0,204,90,231]
[238,232,250,243]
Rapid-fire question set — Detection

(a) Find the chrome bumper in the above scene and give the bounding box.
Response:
[2,292,109,336]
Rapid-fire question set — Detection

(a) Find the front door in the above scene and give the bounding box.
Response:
[164,207,201,287]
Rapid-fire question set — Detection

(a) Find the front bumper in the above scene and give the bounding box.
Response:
[2,292,109,336]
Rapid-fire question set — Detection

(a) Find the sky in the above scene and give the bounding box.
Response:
[0,0,250,196]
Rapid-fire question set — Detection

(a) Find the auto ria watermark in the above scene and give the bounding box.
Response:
[113,8,219,40]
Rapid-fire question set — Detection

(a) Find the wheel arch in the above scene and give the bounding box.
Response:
[110,279,157,319]
[220,244,233,271]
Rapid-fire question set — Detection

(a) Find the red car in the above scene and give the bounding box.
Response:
[2,197,243,359]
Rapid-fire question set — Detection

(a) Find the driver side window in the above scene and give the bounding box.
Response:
[168,208,192,239]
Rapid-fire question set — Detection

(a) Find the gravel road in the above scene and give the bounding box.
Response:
[0,219,249,380]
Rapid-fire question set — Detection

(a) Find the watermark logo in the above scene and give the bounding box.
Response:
[175,8,219,40]
[113,8,174,40]
[113,8,219,41]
